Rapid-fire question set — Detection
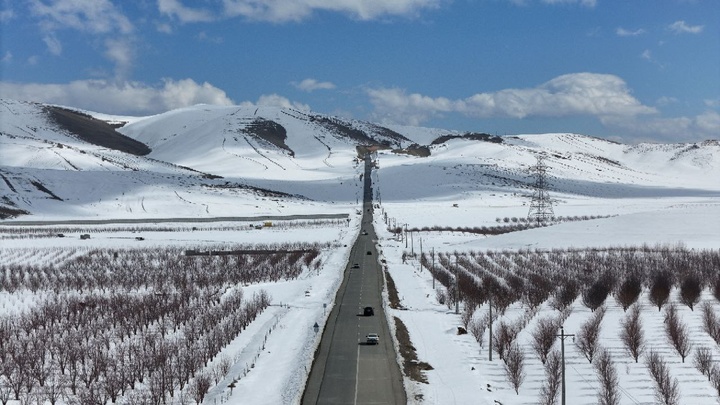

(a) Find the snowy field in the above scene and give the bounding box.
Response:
[2,100,719,404]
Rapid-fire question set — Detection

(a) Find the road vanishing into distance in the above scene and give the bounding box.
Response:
[303,155,406,404]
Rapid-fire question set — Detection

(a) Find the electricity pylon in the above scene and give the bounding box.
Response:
[527,154,554,224]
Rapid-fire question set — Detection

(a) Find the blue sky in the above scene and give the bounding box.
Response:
[1,0,718,143]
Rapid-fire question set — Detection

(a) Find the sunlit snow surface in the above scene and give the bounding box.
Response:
[1,99,719,404]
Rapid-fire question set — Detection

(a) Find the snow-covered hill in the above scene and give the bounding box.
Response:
[1,98,718,223]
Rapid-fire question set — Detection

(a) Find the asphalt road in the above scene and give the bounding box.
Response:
[302,155,406,405]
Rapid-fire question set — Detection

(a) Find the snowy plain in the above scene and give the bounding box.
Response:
[1,100,720,404]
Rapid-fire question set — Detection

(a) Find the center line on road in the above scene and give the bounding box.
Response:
[354,345,360,405]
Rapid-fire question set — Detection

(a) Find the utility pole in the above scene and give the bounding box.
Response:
[410,230,414,256]
[404,224,408,248]
[557,325,574,405]
[431,248,435,289]
[454,256,459,315]
[419,238,423,270]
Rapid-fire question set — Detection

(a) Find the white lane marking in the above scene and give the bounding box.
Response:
[354,345,360,405]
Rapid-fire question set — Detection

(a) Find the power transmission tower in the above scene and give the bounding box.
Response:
[527,154,554,224]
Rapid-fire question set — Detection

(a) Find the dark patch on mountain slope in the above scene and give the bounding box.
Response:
[241,118,294,156]
[312,115,376,145]
[30,180,63,200]
[393,144,431,157]
[431,132,503,145]
[366,123,412,146]
[45,106,151,156]
[203,181,308,199]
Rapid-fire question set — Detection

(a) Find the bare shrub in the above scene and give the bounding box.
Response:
[594,348,620,405]
[646,350,681,405]
[469,314,488,349]
[531,316,561,365]
[435,287,447,305]
[664,304,691,362]
[620,304,645,363]
[694,347,714,380]
[710,366,720,399]
[615,274,642,311]
[538,349,561,405]
[461,303,476,330]
[552,280,579,311]
[576,306,606,363]
[493,320,521,361]
[190,372,211,405]
[582,279,611,312]
[701,302,720,345]
[503,343,525,395]
[649,272,672,311]
[714,277,720,303]
[679,274,702,311]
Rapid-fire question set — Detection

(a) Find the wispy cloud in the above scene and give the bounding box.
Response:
[668,20,704,34]
[158,0,214,23]
[292,78,336,92]
[366,73,656,126]
[42,35,63,56]
[0,78,234,115]
[616,27,645,37]
[541,0,596,7]
[221,0,445,22]
[28,0,136,79]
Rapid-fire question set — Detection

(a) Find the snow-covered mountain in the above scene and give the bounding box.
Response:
[1,98,718,220]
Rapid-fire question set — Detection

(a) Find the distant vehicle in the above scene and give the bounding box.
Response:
[366,251,372,255]
[363,306,374,316]
[351,263,360,269]
[362,230,368,235]
[366,333,379,345]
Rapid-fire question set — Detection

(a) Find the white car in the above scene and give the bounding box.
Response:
[366,333,379,345]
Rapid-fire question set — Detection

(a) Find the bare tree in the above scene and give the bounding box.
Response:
[538,349,561,405]
[701,302,720,345]
[503,343,525,394]
[620,304,645,363]
[665,304,691,362]
[646,350,681,405]
[694,347,714,381]
[679,274,702,311]
[190,372,211,405]
[493,320,520,361]
[649,272,672,311]
[531,316,560,365]
[469,314,488,349]
[615,274,642,311]
[710,365,720,399]
[594,348,620,405]
[576,306,605,363]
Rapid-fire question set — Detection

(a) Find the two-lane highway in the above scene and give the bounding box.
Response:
[302,155,405,404]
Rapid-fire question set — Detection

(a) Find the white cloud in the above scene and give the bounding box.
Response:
[656,96,678,106]
[641,49,652,60]
[1,51,12,63]
[602,111,720,142]
[29,0,133,34]
[221,0,444,22]
[0,8,15,22]
[704,98,720,108]
[28,0,136,79]
[541,0,596,7]
[367,73,656,126]
[42,35,63,55]
[104,38,134,79]
[616,27,645,37]
[248,94,311,111]
[292,78,336,92]
[158,0,214,23]
[0,78,234,115]
[668,20,704,34]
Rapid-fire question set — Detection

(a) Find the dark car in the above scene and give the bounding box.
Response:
[351,263,360,269]
[366,251,372,255]
[363,306,374,316]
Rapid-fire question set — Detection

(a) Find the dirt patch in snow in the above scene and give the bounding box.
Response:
[393,316,433,384]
